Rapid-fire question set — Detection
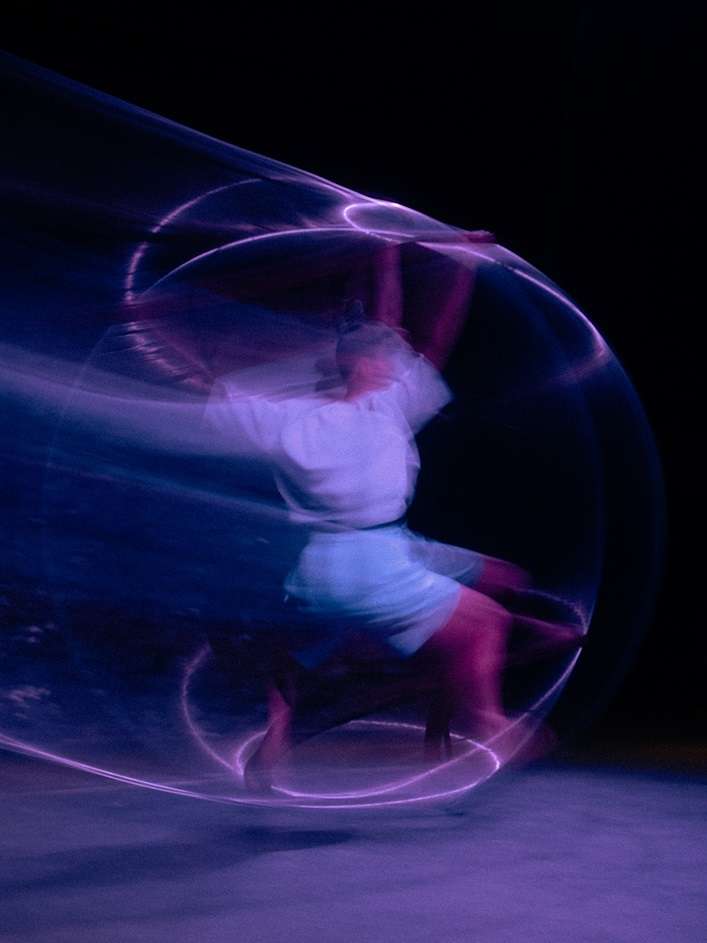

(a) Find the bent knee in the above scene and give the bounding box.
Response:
[444,586,512,635]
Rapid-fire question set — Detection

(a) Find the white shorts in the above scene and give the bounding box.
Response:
[283,522,484,668]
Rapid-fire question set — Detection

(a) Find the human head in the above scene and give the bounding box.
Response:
[335,304,411,391]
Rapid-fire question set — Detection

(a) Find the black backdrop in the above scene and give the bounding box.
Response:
[3,6,700,744]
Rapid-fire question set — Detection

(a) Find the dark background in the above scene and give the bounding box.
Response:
[3,6,701,750]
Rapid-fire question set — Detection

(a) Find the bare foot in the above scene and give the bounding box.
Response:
[243,757,275,794]
[243,709,293,795]
[424,732,454,764]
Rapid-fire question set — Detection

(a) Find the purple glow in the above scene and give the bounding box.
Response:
[124,182,255,304]
[0,52,663,821]
[342,201,459,240]
[0,648,580,810]
[419,240,611,383]
[176,630,584,810]
[179,645,235,773]
[144,227,360,298]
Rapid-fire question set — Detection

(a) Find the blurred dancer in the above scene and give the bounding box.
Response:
[204,242,579,786]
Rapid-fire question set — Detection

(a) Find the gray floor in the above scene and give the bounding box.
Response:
[2,755,706,943]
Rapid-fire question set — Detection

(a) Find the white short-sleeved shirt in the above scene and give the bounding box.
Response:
[203,349,452,529]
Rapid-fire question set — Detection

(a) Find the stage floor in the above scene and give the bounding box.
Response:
[2,753,706,942]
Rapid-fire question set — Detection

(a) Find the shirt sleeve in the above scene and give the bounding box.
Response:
[385,351,453,432]
[202,378,282,457]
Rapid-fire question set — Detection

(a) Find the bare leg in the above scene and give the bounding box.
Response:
[473,555,530,603]
[419,586,513,744]
[472,555,584,663]
[243,567,576,789]
[419,586,566,765]
[244,657,297,792]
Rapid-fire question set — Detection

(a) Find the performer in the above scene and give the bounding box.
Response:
[203,244,579,786]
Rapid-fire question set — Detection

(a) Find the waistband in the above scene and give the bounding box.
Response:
[304,514,408,534]
[359,514,408,531]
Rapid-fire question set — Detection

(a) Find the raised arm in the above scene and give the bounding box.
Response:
[202,377,282,458]
[369,242,404,329]
[367,237,485,370]
[420,230,496,368]
[412,261,476,370]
